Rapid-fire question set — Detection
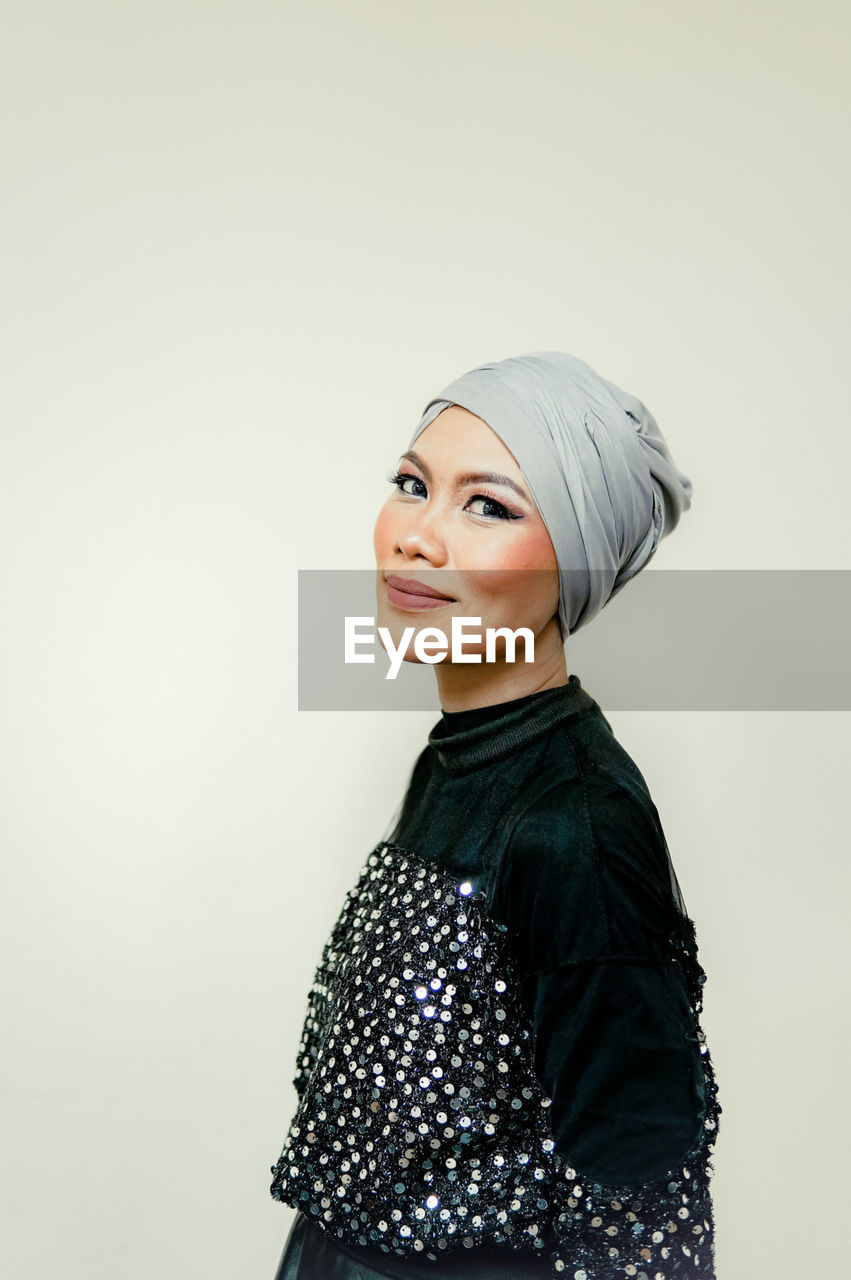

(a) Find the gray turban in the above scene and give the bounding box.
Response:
[409,351,693,637]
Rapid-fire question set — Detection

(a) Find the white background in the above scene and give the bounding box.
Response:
[1,2,849,1276]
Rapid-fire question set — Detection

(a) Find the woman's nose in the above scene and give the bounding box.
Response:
[397,507,449,565]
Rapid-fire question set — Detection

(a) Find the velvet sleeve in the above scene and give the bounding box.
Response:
[491,775,719,1278]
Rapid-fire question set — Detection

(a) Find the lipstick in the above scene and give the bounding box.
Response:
[384,575,456,612]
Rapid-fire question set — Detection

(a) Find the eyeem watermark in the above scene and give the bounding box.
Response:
[345,616,535,680]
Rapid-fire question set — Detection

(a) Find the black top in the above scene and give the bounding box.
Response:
[388,676,706,1186]
[271,674,718,1278]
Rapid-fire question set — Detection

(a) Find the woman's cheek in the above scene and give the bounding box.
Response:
[373,502,396,560]
[471,533,559,629]
[506,527,559,572]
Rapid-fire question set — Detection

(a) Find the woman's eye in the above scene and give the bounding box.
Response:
[389,471,427,498]
[466,495,520,521]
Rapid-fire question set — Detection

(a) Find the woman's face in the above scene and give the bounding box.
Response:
[373,406,561,665]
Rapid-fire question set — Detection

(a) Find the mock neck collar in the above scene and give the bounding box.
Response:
[427,674,596,775]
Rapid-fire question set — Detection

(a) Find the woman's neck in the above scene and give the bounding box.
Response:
[433,617,568,712]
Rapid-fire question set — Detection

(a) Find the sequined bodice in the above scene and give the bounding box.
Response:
[270,843,719,1278]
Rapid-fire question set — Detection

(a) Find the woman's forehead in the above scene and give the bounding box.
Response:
[406,404,525,478]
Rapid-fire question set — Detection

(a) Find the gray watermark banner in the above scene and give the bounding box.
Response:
[297,570,851,711]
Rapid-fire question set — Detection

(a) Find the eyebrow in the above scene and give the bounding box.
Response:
[399,451,530,502]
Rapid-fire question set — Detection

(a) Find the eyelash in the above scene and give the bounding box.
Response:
[387,471,522,521]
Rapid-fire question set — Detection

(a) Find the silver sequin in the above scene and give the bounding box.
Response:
[270,842,720,1278]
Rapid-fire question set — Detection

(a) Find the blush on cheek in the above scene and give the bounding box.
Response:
[373,503,395,560]
[501,526,558,571]
[469,530,559,632]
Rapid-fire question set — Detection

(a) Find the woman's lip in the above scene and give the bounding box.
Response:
[385,575,457,611]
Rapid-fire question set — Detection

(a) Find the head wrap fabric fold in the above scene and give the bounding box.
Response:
[409,351,693,637]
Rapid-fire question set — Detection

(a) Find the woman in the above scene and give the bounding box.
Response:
[270,352,720,1279]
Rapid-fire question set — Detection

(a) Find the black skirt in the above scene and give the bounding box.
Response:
[274,1213,553,1280]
